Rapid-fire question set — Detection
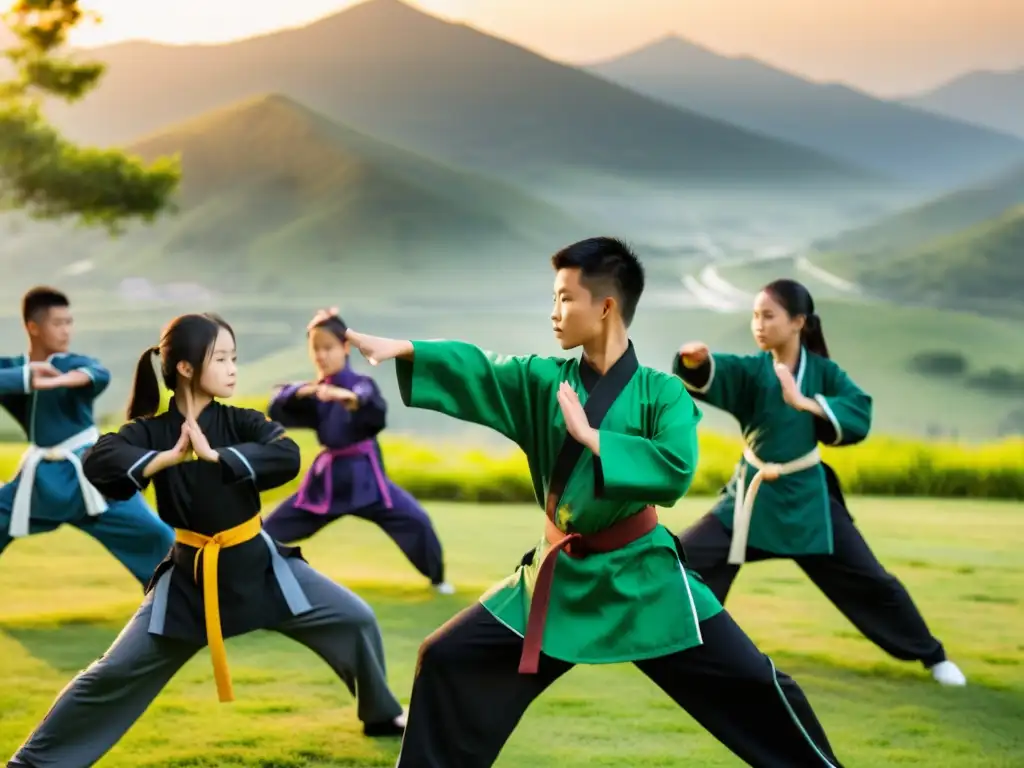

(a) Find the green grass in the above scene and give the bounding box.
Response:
[1,496,1022,766]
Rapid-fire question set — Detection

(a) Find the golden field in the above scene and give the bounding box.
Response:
[1,393,1020,500]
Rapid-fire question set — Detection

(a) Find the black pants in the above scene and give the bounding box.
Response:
[679,500,946,668]
[396,604,843,767]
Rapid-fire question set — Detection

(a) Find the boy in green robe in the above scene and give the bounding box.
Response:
[345,238,844,767]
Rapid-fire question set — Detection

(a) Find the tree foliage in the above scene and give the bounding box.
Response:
[0,0,179,229]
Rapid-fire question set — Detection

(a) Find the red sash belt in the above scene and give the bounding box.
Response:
[518,505,658,674]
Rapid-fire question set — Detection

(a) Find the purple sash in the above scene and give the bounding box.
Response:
[294,439,393,515]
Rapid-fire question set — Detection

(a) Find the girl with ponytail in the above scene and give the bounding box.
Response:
[672,278,966,688]
[11,313,407,768]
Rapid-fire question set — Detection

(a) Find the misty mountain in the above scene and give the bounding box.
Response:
[2,94,586,292]
[41,0,870,191]
[903,68,1024,140]
[815,162,1024,255]
[587,36,1024,189]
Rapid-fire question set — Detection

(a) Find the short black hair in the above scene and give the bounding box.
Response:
[22,286,70,324]
[551,237,645,326]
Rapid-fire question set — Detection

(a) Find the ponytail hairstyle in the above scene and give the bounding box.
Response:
[762,279,830,359]
[126,312,236,420]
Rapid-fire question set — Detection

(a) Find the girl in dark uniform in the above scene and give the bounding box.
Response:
[8,312,407,768]
[263,309,451,594]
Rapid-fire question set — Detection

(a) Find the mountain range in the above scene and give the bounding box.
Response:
[40,0,869,191]
[815,162,1024,255]
[2,94,586,292]
[587,36,1024,190]
[903,68,1024,140]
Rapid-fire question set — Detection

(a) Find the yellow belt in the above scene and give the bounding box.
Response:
[174,514,263,703]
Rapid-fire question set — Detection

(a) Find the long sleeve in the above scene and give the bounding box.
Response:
[219,408,301,492]
[0,357,30,395]
[317,378,386,448]
[82,420,159,501]
[594,376,703,506]
[672,351,757,423]
[267,384,320,429]
[396,340,553,448]
[813,362,873,447]
[65,354,111,399]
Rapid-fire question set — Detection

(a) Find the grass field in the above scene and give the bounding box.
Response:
[1,496,1022,766]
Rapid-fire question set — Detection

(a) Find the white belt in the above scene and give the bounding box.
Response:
[728,446,822,565]
[9,426,109,538]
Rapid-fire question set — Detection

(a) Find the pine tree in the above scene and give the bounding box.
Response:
[0,1,179,231]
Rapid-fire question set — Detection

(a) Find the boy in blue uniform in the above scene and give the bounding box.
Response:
[0,287,174,586]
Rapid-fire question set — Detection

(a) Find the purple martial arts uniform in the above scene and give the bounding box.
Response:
[263,364,446,586]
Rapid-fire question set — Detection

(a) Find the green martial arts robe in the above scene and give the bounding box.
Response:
[674,346,872,557]
[397,340,722,665]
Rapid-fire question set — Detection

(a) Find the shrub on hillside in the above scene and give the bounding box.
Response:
[966,367,1024,395]
[907,350,968,376]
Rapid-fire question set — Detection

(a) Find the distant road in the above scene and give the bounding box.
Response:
[677,237,862,313]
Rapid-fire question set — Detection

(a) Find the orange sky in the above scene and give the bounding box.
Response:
[67,0,1024,95]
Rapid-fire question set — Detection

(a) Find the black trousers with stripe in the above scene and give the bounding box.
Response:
[394,603,843,767]
[678,498,947,668]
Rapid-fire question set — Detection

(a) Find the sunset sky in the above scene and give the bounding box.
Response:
[67,0,1024,96]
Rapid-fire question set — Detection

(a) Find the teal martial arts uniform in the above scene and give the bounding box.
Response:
[0,353,174,585]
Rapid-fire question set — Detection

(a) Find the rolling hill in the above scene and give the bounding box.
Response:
[231,295,1024,443]
[813,162,1024,256]
[39,0,870,190]
[818,205,1024,311]
[0,93,587,293]
[904,68,1024,140]
[587,36,1024,189]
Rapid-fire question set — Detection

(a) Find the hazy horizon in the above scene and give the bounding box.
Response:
[64,0,1024,97]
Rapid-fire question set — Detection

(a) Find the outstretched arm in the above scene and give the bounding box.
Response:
[672,346,757,423]
[398,342,543,447]
[347,330,546,448]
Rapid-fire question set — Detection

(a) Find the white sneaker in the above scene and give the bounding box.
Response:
[929,660,967,686]
[433,581,456,595]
